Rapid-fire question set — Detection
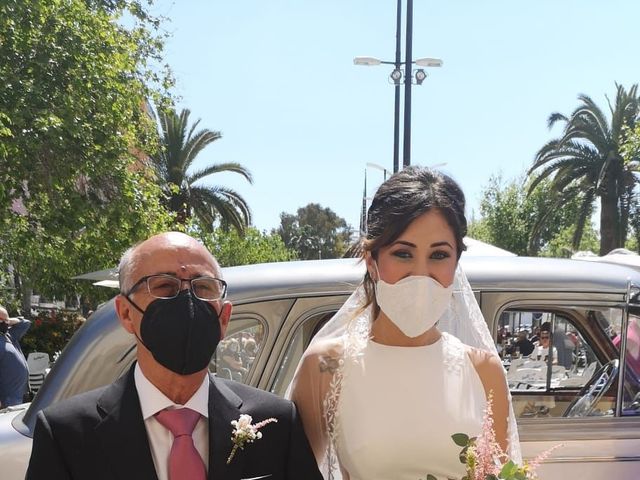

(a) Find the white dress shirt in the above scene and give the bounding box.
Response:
[134,364,210,480]
[532,342,558,364]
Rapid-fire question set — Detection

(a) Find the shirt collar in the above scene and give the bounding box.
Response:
[134,363,209,420]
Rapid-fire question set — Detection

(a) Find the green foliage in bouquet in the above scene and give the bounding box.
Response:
[449,432,533,480]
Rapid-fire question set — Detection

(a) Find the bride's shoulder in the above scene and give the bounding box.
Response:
[466,347,508,398]
[466,346,503,372]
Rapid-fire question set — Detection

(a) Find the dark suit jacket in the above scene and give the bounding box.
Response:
[26,367,322,480]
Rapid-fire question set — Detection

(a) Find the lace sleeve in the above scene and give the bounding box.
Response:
[289,339,344,473]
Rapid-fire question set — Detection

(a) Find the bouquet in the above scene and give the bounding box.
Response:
[423,395,560,480]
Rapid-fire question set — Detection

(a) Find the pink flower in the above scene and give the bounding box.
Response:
[526,443,563,475]
[445,392,561,480]
[468,392,505,479]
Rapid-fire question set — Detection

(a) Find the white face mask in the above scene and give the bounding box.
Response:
[374,265,454,338]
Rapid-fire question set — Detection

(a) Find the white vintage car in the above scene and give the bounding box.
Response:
[2,254,640,478]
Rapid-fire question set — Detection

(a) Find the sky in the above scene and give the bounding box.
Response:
[151,0,640,233]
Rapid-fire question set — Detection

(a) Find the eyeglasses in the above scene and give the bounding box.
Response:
[125,274,228,301]
[540,335,550,340]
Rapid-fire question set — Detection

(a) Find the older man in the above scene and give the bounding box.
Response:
[0,305,31,407]
[26,232,322,480]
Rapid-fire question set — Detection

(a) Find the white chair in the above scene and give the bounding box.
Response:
[582,361,598,379]
[27,352,50,374]
[28,373,45,393]
[27,352,50,394]
[508,367,547,390]
[523,359,546,370]
[551,365,567,378]
[508,358,527,371]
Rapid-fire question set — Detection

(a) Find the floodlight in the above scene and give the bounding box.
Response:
[389,68,403,85]
[353,56,382,66]
[414,57,443,68]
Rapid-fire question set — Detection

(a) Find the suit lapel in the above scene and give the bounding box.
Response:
[208,375,245,480]
[95,367,158,480]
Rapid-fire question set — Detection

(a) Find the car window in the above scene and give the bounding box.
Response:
[270,310,335,396]
[497,307,620,419]
[212,317,266,383]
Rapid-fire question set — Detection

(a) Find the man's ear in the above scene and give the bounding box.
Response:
[115,295,136,335]
[218,301,232,338]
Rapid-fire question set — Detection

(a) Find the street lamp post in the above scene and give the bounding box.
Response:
[353,0,442,173]
[393,0,402,174]
[360,162,391,234]
[403,0,413,168]
[366,162,389,181]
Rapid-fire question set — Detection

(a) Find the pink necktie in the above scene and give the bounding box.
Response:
[155,408,207,480]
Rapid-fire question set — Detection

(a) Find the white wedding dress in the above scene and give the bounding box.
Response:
[335,332,487,480]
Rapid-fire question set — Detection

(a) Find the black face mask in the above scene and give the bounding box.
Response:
[129,289,222,375]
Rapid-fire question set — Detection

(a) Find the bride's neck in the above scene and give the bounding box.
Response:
[370,313,441,347]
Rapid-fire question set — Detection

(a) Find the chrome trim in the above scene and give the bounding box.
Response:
[519,417,640,441]
[616,279,633,416]
[540,455,640,464]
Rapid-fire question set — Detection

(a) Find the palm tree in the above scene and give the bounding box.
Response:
[152,107,253,234]
[528,84,639,255]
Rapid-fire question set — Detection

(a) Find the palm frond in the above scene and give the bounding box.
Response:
[190,185,252,234]
[180,128,222,171]
[187,162,254,184]
[571,188,596,250]
[547,112,567,129]
[150,106,254,226]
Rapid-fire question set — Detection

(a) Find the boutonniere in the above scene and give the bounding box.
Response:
[226,414,278,464]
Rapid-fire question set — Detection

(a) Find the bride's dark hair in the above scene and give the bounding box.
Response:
[361,166,467,309]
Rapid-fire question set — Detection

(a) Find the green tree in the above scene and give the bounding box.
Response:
[540,224,600,258]
[0,0,174,311]
[468,174,593,256]
[528,84,640,255]
[199,227,295,267]
[276,203,352,260]
[152,107,253,234]
[2,173,173,311]
[622,122,640,253]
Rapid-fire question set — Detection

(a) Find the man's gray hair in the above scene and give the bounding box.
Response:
[117,243,141,294]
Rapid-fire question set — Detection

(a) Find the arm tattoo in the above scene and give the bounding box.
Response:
[318,355,340,374]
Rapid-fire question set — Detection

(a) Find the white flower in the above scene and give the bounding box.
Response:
[227,414,278,464]
[235,414,253,429]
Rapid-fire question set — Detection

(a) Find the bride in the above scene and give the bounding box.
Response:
[288,167,521,479]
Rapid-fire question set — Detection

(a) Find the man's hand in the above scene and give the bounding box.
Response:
[0,306,23,325]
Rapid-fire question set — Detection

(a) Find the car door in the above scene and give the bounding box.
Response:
[482,291,640,479]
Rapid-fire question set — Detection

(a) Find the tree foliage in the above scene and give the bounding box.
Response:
[541,224,599,258]
[276,203,352,260]
[198,227,295,267]
[622,123,640,254]
[0,0,174,311]
[528,84,640,255]
[152,107,253,234]
[468,174,596,256]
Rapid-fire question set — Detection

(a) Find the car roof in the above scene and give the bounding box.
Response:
[222,255,640,303]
